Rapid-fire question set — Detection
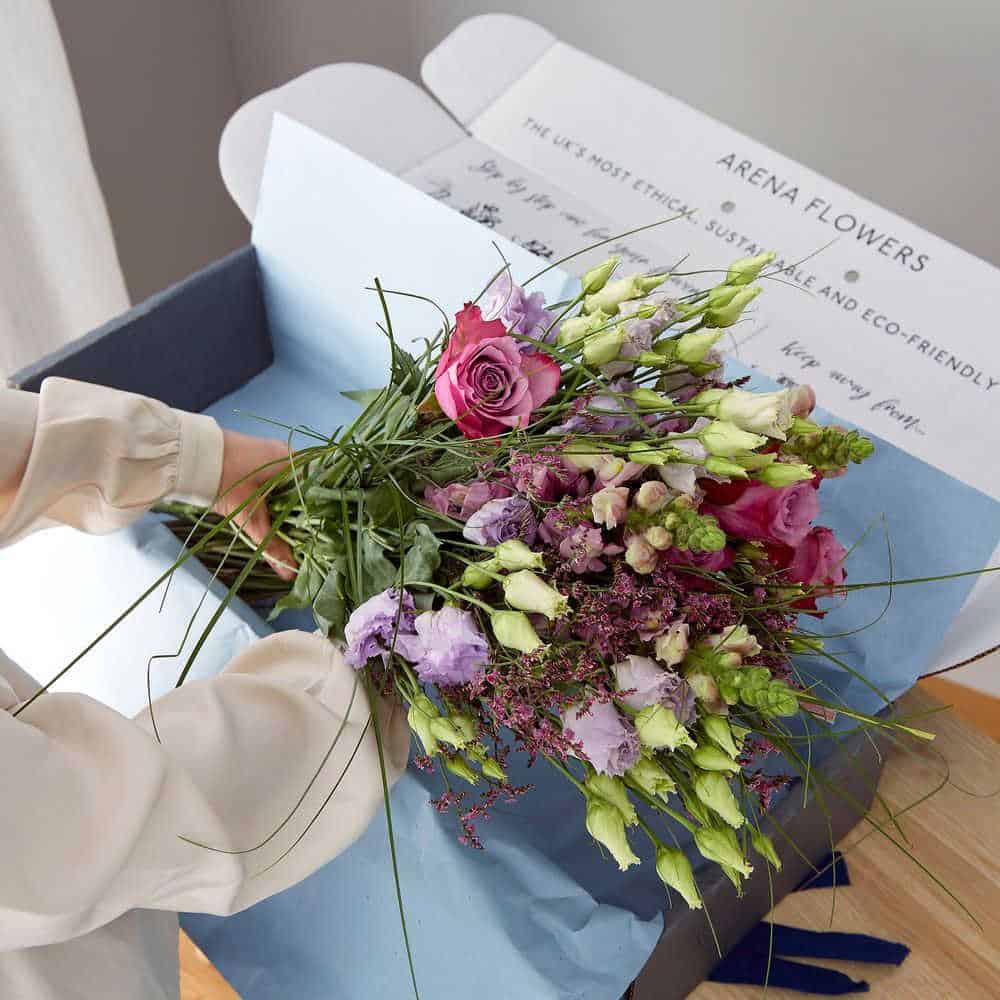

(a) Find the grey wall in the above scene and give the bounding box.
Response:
[51,0,249,302]
[54,0,1000,302]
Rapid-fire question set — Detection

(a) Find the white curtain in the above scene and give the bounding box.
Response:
[0,0,128,379]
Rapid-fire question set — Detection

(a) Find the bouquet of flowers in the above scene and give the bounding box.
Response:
[160,247,928,918]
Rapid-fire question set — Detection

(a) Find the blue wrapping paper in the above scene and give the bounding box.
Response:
[176,120,999,998]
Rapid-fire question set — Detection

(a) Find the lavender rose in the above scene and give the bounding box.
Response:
[344,588,420,668]
[562,699,640,776]
[463,495,538,546]
[424,479,512,521]
[407,607,490,686]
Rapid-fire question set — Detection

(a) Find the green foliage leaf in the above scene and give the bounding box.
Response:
[269,551,323,620]
[402,522,441,584]
[367,481,416,528]
[312,561,347,638]
[360,533,398,601]
[341,388,385,407]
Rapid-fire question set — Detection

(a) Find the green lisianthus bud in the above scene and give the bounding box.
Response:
[732,451,776,471]
[502,570,569,621]
[494,539,544,571]
[704,286,761,328]
[580,255,621,295]
[699,420,768,457]
[693,771,745,829]
[703,455,749,479]
[635,704,696,751]
[429,712,478,749]
[691,744,739,774]
[584,274,668,315]
[631,388,672,411]
[407,693,441,755]
[626,754,676,800]
[786,635,825,654]
[585,796,641,871]
[583,325,626,366]
[750,828,782,870]
[726,251,776,286]
[628,441,676,466]
[586,772,638,825]
[461,558,499,589]
[790,416,822,435]
[694,826,753,876]
[755,462,815,487]
[675,328,725,365]
[444,754,479,785]
[656,847,703,909]
[490,610,544,653]
[558,309,610,346]
[702,714,740,757]
[480,757,508,783]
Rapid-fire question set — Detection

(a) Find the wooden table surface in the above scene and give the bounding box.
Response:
[180,682,1000,1000]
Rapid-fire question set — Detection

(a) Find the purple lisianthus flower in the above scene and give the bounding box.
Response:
[344,588,420,668]
[424,479,512,521]
[562,699,640,776]
[558,523,615,574]
[463,495,538,546]
[612,655,696,722]
[509,447,587,502]
[601,317,655,377]
[480,271,554,348]
[552,379,643,437]
[407,607,490,686]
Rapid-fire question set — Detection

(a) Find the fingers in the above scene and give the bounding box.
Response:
[244,505,298,582]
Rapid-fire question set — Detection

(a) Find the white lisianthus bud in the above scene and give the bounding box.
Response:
[585,772,638,825]
[707,388,793,439]
[584,273,668,315]
[585,796,641,871]
[429,712,478,749]
[694,826,753,876]
[558,309,610,346]
[461,558,498,589]
[704,285,761,328]
[635,704,695,751]
[706,624,762,659]
[490,610,544,653]
[644,525,673,550]
[755,462,814,487]
[592,485,630,528]
[635,480,671,513]
[691,745,739,774]
[750,828,783,870]
[702,714,740,757]
[699,420,768,457]
[444,754,479,785]
[625,535,659,575]
[503,570,569,620]
[626,755,676,799]
[580,255,621,295]
[407,693,441,755]
[494,539,545,571]
[675,328,725,364]
[656,847,703,909]
[694,771,745,828]
[583,326,626,366]
[654,622,690,667]
[726,251,776,286]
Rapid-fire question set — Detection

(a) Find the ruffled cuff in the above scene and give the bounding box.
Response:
[169,410,224,507]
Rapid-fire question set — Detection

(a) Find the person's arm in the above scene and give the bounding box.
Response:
[0,632,409,951]
[0,377,223,542]
[0,378,408,950]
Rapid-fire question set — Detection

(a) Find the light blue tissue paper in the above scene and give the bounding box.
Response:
[183,120,999,999]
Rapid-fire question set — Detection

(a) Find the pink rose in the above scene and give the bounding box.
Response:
[701,479,819,546]
[774,526,847,589]
[435,304,561,439]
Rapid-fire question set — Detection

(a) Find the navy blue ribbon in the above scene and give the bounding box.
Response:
[707,854,909,995]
